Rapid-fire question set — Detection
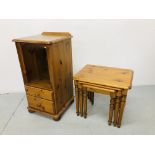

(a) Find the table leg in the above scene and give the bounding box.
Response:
[75,83,79,116]
[113,94,121,127]
[92,92,94,105]
[117,95,127,128]
[87,92,90,101]
[79,86,83,117]
[83,87,87,118]
[90,92,94,105]
[108,93,116,125]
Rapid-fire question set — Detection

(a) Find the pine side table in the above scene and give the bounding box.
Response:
[73,64,133,128]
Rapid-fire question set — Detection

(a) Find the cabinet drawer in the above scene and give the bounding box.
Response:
[25,85,54,101]
[27,95,54,114]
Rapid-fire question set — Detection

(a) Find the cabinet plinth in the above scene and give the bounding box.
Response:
[13,32,74,120]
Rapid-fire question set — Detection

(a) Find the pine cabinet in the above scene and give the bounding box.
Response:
[13,32,74,120]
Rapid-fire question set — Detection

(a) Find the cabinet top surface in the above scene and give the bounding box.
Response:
[12,32,72,44]
[73,64,134,89]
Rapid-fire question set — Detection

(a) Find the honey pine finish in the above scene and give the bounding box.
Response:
[74,65,133,128]
[13,32,74,121]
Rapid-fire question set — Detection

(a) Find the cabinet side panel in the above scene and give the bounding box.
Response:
[46,45,57,114]
[15,42,28,83]
[68,39,74,98]
[50,40,73,112]
[64,39,73,101]
[49,43,63,112]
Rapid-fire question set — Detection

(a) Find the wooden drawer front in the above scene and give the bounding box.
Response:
[25,86,54,101]
[27,95,54,114]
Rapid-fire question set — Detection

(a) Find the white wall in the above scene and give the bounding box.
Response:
[0,19,155,93]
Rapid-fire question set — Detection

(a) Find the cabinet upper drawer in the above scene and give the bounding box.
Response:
[25,85,54,101]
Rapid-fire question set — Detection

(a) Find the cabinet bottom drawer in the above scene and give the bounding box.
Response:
[27,95,54,114]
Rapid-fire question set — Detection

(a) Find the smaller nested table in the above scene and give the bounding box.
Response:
[73,65,133,128]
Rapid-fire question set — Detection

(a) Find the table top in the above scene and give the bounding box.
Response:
[12,32,72,44]
[74,64,134,89]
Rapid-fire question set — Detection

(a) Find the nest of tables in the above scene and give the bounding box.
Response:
[74,64,133,128]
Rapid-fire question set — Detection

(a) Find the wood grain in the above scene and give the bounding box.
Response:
[74,64,133,89]
[13,32,72,44]
[25,85,54,101]
[27,95,54,114]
